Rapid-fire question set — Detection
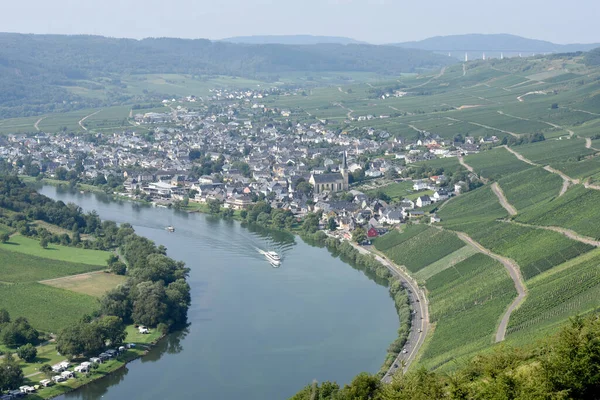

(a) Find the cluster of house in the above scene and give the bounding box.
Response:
[0,85,488,239]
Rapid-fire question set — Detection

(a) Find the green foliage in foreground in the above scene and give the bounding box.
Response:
[291,314,600,400]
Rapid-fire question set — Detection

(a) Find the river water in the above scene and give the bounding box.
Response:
[39,186,398,400]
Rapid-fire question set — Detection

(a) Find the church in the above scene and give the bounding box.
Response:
[309,152,349,194]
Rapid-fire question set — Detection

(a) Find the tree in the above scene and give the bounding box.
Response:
[207,199,222,215]
[0,308,9,324]
[1,317,39,347]
[0,233,9,243]
[0,353,24,391]
[328,217,338,231]
[132,281,168,327]
[40,237,49,249]
[96,316,127,347]
[40,364,53,378]
[16,343,37,362]
[352,227,367,244]
[110,261,127,275]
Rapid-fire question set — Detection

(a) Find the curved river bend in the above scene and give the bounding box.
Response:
[39,186,398,400]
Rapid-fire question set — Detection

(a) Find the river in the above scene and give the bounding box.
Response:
[39,186,398,400]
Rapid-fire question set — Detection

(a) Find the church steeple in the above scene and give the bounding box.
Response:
[340,151,349,190]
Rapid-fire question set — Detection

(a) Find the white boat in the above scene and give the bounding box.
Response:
[256,248,281,267]
[166,226,175,232]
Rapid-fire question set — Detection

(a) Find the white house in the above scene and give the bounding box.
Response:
[413,180,429,191]
[416,195,432,208]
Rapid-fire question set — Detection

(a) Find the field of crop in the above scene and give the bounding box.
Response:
[461,221,593,280]
[377,227,466,273]
[41,271,127,297]
[374,225,429,251]
[516,185,600,239]
[498,167,562,211]
[365,180,414,202]
[513,138,595,165]
[551,157,600,180]
[419,253,516,369]
[438,185,507,228]
[464,147,531,180]
[0,283,100,332]
[1,235,111,265]
[506,251,600,343]
[0,247,106,283]
[414,246,479,281]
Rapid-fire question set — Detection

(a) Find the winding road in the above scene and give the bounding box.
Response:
[34,116,47,132]
[350,243,429,382]
[78,110,103,131]
[502,145,576,196]
[454,232,527,342]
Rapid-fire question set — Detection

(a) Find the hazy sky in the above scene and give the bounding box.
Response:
[2,0,598,44]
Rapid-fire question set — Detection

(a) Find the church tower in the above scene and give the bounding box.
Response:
[340,151,349,190]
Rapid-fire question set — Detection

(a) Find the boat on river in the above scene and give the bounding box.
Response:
[166,225,175,232]
[256,248,281,267]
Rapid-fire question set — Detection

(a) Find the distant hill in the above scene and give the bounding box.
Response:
[0,32,454,118]
[221,35,366,45]
[392,34,600,53]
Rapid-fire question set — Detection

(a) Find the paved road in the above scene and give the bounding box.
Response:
[349,243,429,382]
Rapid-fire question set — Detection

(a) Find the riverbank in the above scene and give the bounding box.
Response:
[30,182,413,379]
[26,328,164,399]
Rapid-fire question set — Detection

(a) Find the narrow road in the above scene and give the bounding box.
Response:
[517,91,546,102]
[350,243,429,380]
[491,182,517,216]
[454,232,527,342]
[501,220,600,247]
[411,67,446,89]
[34,116,47,132]
[446,116,520,138]
[458,156,474,173]
[78,110,102,131]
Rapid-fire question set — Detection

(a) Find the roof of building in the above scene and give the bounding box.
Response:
[311,173,344,184]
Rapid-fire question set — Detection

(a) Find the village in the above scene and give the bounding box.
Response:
[0,89,486,239]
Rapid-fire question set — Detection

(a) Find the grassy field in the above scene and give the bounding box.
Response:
[515,184,600,239]
[1,235,111,266]
[419,253,516,369]
[0,283,100,332]
[0,248,107,283]
[41,271,127,297]
[375,226,466,273]
[365,180,414,202]
[374,225,429,251]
